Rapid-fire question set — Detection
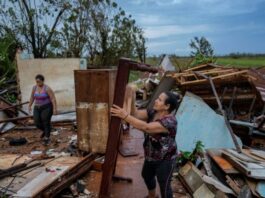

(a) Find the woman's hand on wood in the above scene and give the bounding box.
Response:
[111,105,128,119]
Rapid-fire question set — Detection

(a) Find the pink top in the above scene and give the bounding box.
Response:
[33,85,51,106]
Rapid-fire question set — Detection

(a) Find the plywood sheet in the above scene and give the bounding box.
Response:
[14,166,69,197]
[0,154,31,169]
[0,155,82,197]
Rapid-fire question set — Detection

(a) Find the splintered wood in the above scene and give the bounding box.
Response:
[167,63,265,127]
[0,154,84,197]
[168,65,247,86]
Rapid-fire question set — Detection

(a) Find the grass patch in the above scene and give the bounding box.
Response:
[216,56,265,68]
[128,56,265,81]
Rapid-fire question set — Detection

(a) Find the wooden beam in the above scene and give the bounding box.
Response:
[184,64,208,72]
[42,153,96,198]
[0,115,33,124]
[99,59,158,197]
[178,68,235,78]
[0,101,29,111]
[180,70,247,86]
[0,96,29,115]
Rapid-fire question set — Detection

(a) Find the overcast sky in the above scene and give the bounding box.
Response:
[116,0,265,56]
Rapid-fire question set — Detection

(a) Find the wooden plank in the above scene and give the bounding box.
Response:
[202,175,234,195]
[0,154,31,169]
[176,68,236,79]
[0,156,83,196]
[0,115,33,124]
[225,175,240,195]
[0,96,29,116]
[42,154,95,198]
[168,67,224,78]
[242,149,265,162]
[180,70,247,86]
[193,184,215,198]
[222,151,265,179]
[207,150,239,174]
[14,166,69,197]
[0,101,29,111]
[250,150,265,161]
[99,60,130,197]
[212,156,239,174]
[179,162,204,194]
[184,64,209,72]
[99,59,158,197]
[225,149,260,163]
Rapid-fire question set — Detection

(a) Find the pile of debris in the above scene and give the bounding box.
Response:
[0,152,99,197]
[167,63,265,147]
[164,63,265,197]
[2,55,265,197]
[178,147,265,197]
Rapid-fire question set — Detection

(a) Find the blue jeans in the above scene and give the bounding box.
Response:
[142,159,174,198]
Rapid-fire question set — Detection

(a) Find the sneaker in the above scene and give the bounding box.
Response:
[43,137,51,146]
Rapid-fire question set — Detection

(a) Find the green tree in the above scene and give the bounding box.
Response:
[0,0,146,65]
[58,0,146,66]
[0,35,18,83]
[190,36,216,65]
[0,0,71,58]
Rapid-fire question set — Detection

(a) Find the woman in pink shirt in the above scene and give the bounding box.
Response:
[28,74,57,145]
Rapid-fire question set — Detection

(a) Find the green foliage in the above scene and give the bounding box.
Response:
[190,36,216,66]
[176,140,205,165]
[0,35,17,86]
[3,92,16,103]
[193,53,216,66]
[0,0,70,58]
[0,0,146,66]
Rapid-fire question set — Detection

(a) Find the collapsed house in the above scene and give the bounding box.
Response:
[1,53,265,197]
[169,64,265,147]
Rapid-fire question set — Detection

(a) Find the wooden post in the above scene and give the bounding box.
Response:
[99,59,158,197]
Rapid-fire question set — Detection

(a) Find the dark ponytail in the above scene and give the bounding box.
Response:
[164,91,180,113]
